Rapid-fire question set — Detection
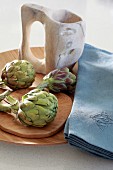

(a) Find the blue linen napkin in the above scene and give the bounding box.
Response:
[64,44,113,159]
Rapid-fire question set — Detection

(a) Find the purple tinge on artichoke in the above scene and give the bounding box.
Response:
[38,67,76,93]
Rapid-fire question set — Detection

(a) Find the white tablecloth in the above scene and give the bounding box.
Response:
[0,0,113,169]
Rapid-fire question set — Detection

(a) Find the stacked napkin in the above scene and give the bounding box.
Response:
[64,44,113,159]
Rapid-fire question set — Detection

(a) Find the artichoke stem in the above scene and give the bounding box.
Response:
[36,80,49,91]
[0,90,12,102]
[0,79,6,89]
[0,103,11,113]
[5,96,19,115]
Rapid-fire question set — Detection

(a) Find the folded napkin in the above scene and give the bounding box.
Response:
[64,44,113,159]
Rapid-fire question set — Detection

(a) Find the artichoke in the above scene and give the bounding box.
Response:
[0,88,58,127]
[18,89,58,127]
[38,67,76,93]
[1,60,36,90]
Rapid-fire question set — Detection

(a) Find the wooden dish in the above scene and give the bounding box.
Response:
[0,47,73,145]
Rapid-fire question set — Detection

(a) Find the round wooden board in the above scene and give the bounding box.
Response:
[0,128,66,146]
[0,47,73,145]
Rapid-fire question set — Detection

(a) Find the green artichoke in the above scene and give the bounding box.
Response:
[1,60,36,90]
[38,67,76,93]
[18,89,58,127]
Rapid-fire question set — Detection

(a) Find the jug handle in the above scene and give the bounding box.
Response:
[19,4,47,74]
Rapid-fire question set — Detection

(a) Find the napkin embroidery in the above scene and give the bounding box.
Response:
[90,111,113,130]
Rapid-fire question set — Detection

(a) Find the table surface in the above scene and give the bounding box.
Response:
[0,0,113,170]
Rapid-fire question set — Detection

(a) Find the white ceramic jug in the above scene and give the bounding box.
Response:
[19,3,85,74]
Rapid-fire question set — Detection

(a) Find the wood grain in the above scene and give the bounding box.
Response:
[0,48,73,145]
[0,128,67,146]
